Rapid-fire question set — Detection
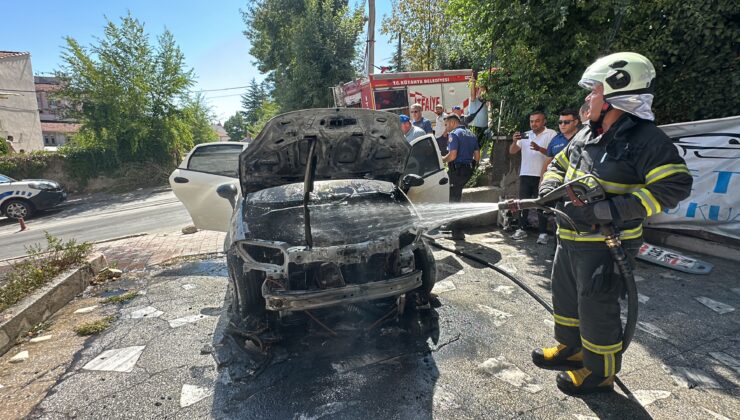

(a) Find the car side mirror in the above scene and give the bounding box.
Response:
[401,174,424,192]
[217,183,238,209]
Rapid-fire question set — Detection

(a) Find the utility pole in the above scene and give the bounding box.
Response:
[367,0,375,75]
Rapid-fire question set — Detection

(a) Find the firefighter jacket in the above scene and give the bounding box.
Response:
[541,114,693,242]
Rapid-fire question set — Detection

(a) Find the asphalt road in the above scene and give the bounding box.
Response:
[26,230,740,419]
[0,188,192,260]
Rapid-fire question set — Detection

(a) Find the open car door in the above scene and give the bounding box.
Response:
[404,134,450,203]
[169,143,246,232]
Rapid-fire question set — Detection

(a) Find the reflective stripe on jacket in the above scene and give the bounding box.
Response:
[542,114,693,242]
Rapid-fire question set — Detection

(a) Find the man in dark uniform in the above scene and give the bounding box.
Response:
[442,113,480,240]
[533,52,693,394]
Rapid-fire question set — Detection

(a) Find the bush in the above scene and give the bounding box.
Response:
[0,233,92,313]
[0,152,56,180]
[59,144,120,184]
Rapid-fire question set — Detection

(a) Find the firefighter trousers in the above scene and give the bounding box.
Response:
[550,238,641,377]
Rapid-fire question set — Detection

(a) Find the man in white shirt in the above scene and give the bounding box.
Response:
[433,104,448,154]
[508,111,557,243]
[400,114,425,142]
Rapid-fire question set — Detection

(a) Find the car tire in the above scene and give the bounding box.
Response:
[2,199,34,220]
[227,249,266,323]
[414,240,437,295]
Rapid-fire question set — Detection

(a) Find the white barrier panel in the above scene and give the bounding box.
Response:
[647,115,740,240]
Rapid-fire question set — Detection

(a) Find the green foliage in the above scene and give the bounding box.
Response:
[241,79,269,125]
[248,99,281,138]
[0,152,55,180]
[181,93,218,146]
[224,112,249,141]
[74,316,116,336]
[243,0,364,111]
[447,0,739,129]
[380,0,449,71]
[103,291,138,304]
[0,233,92,313]
[0,140,8,156]
[59,143,120,183]
[57,13,205,166]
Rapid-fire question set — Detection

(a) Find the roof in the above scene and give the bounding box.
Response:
[35,83,61,93]
[0,51,30,59]
[41,122,81,133]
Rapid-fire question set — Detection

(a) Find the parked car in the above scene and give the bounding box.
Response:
[170,109,449,336]
[0,173,67,219]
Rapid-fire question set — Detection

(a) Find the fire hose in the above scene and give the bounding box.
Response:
[423,175,640,399]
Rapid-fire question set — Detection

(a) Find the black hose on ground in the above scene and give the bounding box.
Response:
[424,235,642,404]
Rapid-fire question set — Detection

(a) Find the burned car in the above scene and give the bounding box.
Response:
[170,108,450,335]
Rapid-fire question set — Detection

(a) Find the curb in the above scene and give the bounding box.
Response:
[0,253,107,356]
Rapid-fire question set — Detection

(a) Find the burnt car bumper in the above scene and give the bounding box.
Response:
[263,270,422,311]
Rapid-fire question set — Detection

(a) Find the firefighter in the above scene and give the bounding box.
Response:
[533,52,693,394]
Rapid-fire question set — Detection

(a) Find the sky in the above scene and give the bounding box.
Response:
[0,0,395,122]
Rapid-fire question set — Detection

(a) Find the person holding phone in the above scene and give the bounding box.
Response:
[509,111,557,243]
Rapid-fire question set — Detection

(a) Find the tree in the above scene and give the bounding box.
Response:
[247,99,280,138]
[243,0,364,111]
[447,0,739,129]
[57,13,201,164]
[380,0,448,71]
[181,93,218,144]
[224,112,249,141]
[240,78,268,125]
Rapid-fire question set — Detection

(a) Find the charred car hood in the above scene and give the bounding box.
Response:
[239,109,410,194]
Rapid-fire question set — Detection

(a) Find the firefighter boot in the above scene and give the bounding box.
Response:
[556,367,615,395]
[532,343,583,369]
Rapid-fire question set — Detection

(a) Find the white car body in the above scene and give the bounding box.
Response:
[0,173,67,219]
[170,134,449,233]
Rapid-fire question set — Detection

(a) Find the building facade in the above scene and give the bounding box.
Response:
[0,51,43,152]
[35,76,79,148]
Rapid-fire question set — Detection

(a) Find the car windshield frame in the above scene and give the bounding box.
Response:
[0,174,16,183]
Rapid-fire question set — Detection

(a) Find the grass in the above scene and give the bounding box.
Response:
[74,316,116,336]
[103,291,138,304]
[0,233,92,313]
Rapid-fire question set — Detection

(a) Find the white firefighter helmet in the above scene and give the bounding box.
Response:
[579,52,657,120]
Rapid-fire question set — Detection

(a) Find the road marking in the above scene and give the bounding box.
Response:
[632,390,671,406]
[179,384,212,408]
[181,284,197,290]
[638,293,650,304]
[83,346,145,372]
[479,356,542,393]
[476,305,512,326]
[493,285,514,295]
[695,297,735,314]
[662,365,721,389]
[700,407,731,420]
[29,335,52,343]
[636,321,669,340]
[10,350,29,363]
[74,306,98,314]
[432,280,456,294]
[709,352,740,375]
[168,314,210,328]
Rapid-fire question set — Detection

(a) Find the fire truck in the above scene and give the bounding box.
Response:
[334,69,474,124]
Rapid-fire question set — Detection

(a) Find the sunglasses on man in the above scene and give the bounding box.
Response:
[558,120,575,125]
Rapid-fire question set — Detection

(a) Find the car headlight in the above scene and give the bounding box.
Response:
[28,181,58,191]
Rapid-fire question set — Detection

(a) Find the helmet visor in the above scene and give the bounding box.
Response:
[578,78,600,91]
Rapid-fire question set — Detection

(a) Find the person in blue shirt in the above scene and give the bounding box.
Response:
[410,103,433,134]
[536,109,580,177]
[442,113,480,240]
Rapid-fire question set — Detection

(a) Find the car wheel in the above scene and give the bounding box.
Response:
[227,249,266,323]
[2,199,34,220]
[414,240,437,295]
